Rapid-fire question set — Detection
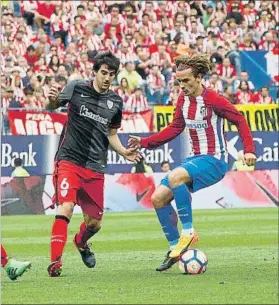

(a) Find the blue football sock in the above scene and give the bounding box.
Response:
[155,204,180,249]
[172,184,194,238]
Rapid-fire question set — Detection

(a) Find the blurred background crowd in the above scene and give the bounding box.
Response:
[1,0,278,121]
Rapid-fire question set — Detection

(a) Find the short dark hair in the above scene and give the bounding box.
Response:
[261,86,269,91]
[27,45,35,52]
[77,5,85,10]
[161,160,169,167]
[93,51,120,73]
[14,158,23,167]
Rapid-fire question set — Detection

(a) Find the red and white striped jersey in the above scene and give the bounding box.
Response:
[124,94,149,113]
[258,40,278,51]
[141,89,255,162]
[216,64,237,78]
[253,93,274,104]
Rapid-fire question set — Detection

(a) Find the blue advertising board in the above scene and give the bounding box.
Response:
[1,132,277,176]
[226,131,279,170]
[1,133,188,176]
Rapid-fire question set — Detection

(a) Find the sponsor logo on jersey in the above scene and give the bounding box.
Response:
[80,105,108,124]
[185,120,208,129]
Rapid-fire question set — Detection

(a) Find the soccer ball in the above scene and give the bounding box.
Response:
[178,249,208,275]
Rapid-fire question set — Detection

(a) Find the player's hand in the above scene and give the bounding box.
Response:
[48,84,61,101]
[244,153,257,166]
[128,135,141,149]
[124,147,142,163]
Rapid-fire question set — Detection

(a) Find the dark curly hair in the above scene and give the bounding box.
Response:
[93,50,120,73]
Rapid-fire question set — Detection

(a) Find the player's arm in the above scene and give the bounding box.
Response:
[108,99,141,163]
[46,80,77,110]
[213,95,257,166]
[129,93,186,150]
[108,128,142,163]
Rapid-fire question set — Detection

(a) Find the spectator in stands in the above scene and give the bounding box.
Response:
[214,1,227,25]
[235,80,255,104]
[210,45,225,65]
[238,33,258,50]
[2,86,19,110]
[201,4,215,29]
[1,0,278,136]
[217,57,237,89]
[146,65,167,105]
[204,72,223,94]
[115,77,132,103]
[168,79,181,106]
[234,70,255,92]
[255,10,275,35]
[124,87,149,113]
[223,85,237,104]
[253,87,274,104]
[135,49,152,80]
[161,160,170,173]
[151,44,172,83]
[11,158,30,177]
[227,2,244,25]
[21,88,37,109]
[34,0,55,34]
[24,45,38,67]
[258,31,278,51]
[20,1,37,28]
[117,61,143,91]
[10,73,24,103]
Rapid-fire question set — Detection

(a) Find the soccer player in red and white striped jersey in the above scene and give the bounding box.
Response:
[128,54,256,271]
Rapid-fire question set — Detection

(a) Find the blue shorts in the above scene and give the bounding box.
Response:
[161,155,228,193]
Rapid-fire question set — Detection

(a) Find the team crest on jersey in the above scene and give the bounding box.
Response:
[61,190,68,197]
[107,100,113,109]
[200,106,208,117]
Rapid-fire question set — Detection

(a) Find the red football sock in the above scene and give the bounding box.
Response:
[75,222,100,248]
[1,245,9,267]
[50,217,69,263]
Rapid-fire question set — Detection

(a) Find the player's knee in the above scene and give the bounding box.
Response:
[56,202,74,219]
[151,193,164,208]
[85,218,101,231]
[168,168,190,189]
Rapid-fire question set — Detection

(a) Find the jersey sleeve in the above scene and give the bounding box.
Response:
[58,80,78,106]
[140,93,186,149]
[109,98,123,129]
[212,94,255,154]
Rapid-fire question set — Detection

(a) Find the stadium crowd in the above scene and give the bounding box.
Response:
[1,0,278,124]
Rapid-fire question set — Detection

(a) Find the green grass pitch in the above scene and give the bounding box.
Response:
[1,208,278,304]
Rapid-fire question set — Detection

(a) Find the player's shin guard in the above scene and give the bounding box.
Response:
[75,222,100,248]
[172,184,194,238]
[50,215,69,262]
[1,245,9,267]
[155,204,180,249]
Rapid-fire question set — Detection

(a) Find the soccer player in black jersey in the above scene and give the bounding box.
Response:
[46,51,141,277]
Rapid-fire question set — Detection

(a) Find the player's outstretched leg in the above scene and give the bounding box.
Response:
[73,220,100,268]
[2,244,31,281]
[48,215,70,277]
